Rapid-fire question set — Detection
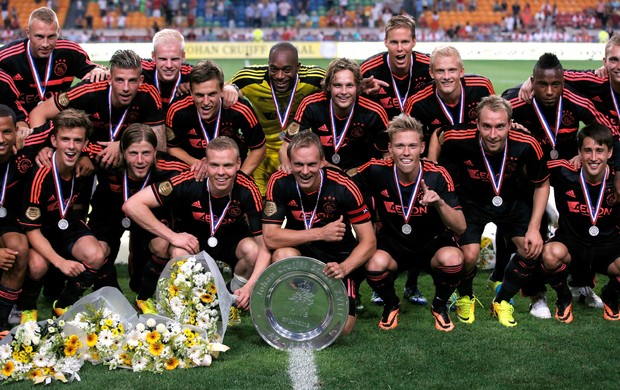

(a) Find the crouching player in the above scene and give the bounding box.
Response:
[351,114,465,331]
[542,124,620,322]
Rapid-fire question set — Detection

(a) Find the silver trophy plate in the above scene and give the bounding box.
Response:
[250,256,349,351]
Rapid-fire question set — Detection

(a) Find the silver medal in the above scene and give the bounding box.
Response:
[331,153,341,164]
[0,207,6,218]
[550,149,559,160]
[58,218,69,230]
[279,132,286,141]
[121,217,131,229]
[401,223,412,235]
[207,236,218,247]
[589,225,599,237]
[492,196,503,207]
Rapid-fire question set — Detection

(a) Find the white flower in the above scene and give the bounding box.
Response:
[200,354,212,366]
[0,344,11,360]
[155,324,166,333]
[132,356,148,372]
[23,321,38,333]
[32,352,48,367]
[126,330,141,347]
[97,329,114,348]
[146,318,156,328]
[136,323,145,332]
[192,263,204,273]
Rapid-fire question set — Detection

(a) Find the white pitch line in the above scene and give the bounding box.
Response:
[287,348,320,390]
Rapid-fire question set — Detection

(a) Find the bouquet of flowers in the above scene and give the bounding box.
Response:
[156,253,235,342]
[67,305,125,363]
[0,319,84,384]
[107,317,228,373]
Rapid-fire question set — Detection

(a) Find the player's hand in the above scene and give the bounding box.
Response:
[170,232,200,255]
[361,76,390,96]
[510,120,530,134]
[320,215,346,242]
[0,248,17,271]
[233,285,252,311]
[58,259,86,278]
[222,84,240,108]
[15,126,33,152]
[518,78,534,103]
[35,146,53,168]
[569,154,581,169]
[278,162,292,173]
[191,157,208,181]
[76,156,95,178]
[82,67,109,83]
[594,65,608,79]
[419,179,443,207]
[177,81,191,96]
[97,141,122,169]
[524,228,543,259]
[323,262,346,279]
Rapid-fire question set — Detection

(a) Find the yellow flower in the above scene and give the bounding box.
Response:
[118,323,124,332]
[169,285,179,297]
[101,325,109,331]
[207,283,217,294]
[24,345,33,353]
[87,333,98,347]
[149,342,164,356]
[165,357,179,370]
[146,331,161,344]
[66,335,80,347]
[28,369,42,381]
[201,292,214,303]
[105,318,113,327]
[64,344,77,356]
[2,361,14,376]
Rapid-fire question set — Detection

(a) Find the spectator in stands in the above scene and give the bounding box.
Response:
[278,0,292,23]
[456,0,466,12]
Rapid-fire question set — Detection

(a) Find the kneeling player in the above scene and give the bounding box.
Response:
[542,124,620,322]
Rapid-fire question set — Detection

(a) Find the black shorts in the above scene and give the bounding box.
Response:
[459,198,531,246]
[40,220,94,260]
[550,231,620,282]
[377,232,458,274]
[200,227,253,269]
[0,216,24,236]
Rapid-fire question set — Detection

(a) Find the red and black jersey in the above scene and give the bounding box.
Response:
[55,80,163,147]
[404,75,494,140]
[548,159,619,243]
[360,51,432,120]
[503,85,614,161]
[285,92,390,170]
[166,94,265,161]
[151,170,263,238]
[18,165,90,231]
[563,70,620,129]
[141,58,192,112]
[352,158,460,243]
[0,38,97,112]
[264,167,371,254]
[0,69,28,123]
[439,124,549,206]
[89,152,189,232]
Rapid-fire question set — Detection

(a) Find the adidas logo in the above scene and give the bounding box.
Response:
[593,96,602,102]
[288,200,298,207]
[431,119,442,125]
[92,113,100,119]
[318,125,328,132]
[13,73,23,81]
[191,200,201,207]
[378,88,386,94]
[188,128,197,135]
[464,160,474,166]
[566,190,575,198]
[381,189,389,197]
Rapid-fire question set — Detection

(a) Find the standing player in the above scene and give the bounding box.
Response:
[0,69,29,130]
[404,45,495,161]
[263,131,376,334]
[123,136,270,311]
[438,95,550,327]
[0,105,35,337]
[278,58,389,172]
[230,42,325,194]
[542,124,620,323]
[166,60,266,177]
[18,109,108,321]
[29,49,164,170]
[351,114,465,331]
[360,15,432,121]
[0,7,107,113]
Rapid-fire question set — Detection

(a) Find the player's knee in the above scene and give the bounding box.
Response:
[365,250,392,272]
[27,251,48,280]
[149,238,169,258]
[236,239,258,267]
[342,315,356,335]
[434,247,463,268]
[271,247,299,262]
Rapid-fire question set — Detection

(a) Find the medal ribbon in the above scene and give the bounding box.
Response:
[206,179,231,237]
[108,86,130,141]
[154,69,182,104]
[0,160,10,207]
[393,162,422,224]
[295,170,324,230]
[479,138,508,197]
[26,41,53,101]
[386,54,413,113]
[532,96,563,149]
[609,82,620,129]
[196,98,222,145]
[579,166,608,226]
[435,83,465,125]
[271,74,299,130]
[51,151,74,220]
[123,170,151,204]
[329,101,355,155]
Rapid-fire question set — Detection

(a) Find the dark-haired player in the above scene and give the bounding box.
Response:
[542,124,620,322]
[351,114,465,331]
[438,95,550,327]
[263,131,376,334]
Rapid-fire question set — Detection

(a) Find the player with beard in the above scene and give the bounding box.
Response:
[263,131,376,334]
